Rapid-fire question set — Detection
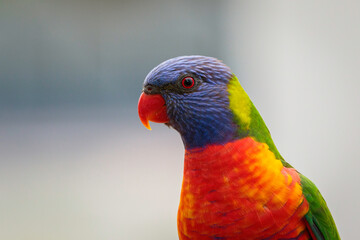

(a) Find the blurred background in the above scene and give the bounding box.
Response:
[1,0,359,239]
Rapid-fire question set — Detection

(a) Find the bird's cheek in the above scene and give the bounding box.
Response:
[138,93,169,130]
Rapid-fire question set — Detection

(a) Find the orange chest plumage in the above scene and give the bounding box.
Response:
[177,137,310,240]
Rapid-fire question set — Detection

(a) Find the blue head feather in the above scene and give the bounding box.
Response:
[144,56,238,149]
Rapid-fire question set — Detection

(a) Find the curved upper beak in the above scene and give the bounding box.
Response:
[138,92,169,130]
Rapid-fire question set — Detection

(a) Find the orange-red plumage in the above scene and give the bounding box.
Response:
[178,137,310,240]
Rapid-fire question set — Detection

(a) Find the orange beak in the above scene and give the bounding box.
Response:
[138,93,169,130]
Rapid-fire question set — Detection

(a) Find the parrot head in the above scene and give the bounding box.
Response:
[138,55,269,150]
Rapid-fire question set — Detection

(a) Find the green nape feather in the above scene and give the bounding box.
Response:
[227,75,292,167]
[228,75,340,239]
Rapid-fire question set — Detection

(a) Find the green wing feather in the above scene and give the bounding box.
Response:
[300,174,340,240]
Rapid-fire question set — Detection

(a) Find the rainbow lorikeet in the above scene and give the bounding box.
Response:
[137,56,340,240]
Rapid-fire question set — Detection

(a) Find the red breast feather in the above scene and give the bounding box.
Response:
[178,137,310,240]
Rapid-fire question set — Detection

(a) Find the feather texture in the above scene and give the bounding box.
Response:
[178,137,310,240]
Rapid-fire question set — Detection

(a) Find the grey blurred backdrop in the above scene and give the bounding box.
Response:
[1,0,359,239]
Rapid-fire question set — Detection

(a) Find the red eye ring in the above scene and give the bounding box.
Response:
[181,77,195,89]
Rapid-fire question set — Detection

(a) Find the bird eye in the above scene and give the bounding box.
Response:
[181,77,195,89]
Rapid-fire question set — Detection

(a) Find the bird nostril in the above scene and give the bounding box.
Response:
[144,85,159,94]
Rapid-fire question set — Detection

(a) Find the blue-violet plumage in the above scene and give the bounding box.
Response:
[144,56,237,149]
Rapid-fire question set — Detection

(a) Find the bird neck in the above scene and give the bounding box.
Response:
[179,114,239,150]
[227,75,283,161]
[175,75,284,164]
